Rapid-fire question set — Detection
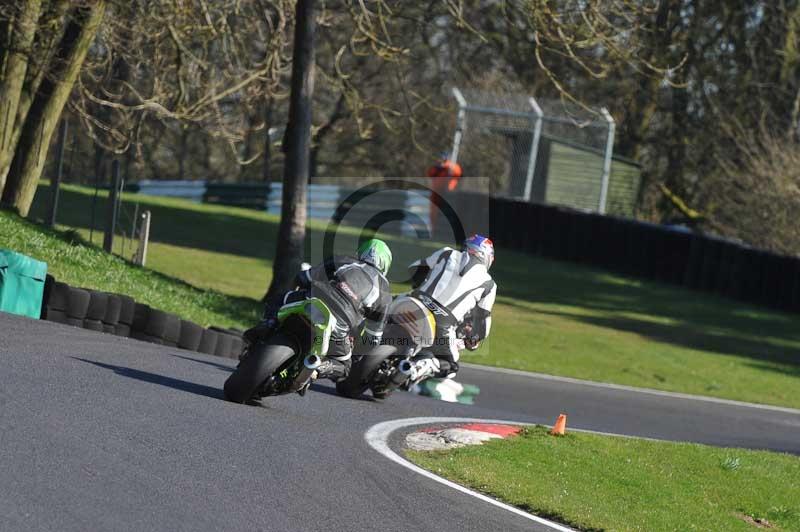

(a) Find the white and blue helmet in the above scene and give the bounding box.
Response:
[464,234,495,269]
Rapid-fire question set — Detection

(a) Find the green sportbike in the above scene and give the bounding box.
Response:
[223,297,337,404]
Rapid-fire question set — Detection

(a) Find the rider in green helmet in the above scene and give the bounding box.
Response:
[245,238,393,381]
[357,238,392,276]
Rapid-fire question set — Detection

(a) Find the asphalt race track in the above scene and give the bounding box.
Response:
[2,312,799,532]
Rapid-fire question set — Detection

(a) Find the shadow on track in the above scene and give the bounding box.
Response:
[309,382,378,402]
[73,358,225,400]
[172,354,235,373]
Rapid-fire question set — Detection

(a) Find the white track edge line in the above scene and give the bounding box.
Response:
[461,363,800,415]
[365,416,577,532]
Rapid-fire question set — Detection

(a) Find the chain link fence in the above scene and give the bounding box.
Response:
[450,88,641,217]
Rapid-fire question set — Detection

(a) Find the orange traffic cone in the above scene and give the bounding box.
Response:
[550,414,567,436]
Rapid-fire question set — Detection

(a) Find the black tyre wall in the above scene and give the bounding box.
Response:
[215,333,234,358]
[141,309,180,342]
[117,295,136,326]
[103,295,122,328]
[143,309,169,337]
[41,275,56,319]
[86,291,109,321]
[210,326,240,337]
[163,314,181,345]
[132,303,151,332]
[131,331,165,345]
[209,326,244,358]
[66,288,91,320]
[45,309,67,324]
[83,319,104,332]
[48,282,70,312]
[197,329,219,355]
[178,320,204,351]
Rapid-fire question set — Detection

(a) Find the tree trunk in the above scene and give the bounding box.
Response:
[0,16,10,73]
[202,134,213,179]
[782,3,800,134]
[621,0,678,160]
[0,0,42,195]
[662,0,695,202]
[310,93,346,180]
[4,0,71,190]
[239,112,255,182]
[665,85,689,197]
[178,125,188,180]
[124,140,134,183]
[1,1,106,216]
[264,0,316,302]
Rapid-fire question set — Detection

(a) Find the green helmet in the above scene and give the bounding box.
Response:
[357,238,392,276]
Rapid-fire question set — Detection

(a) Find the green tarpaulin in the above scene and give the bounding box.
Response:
[410,378,480,405]
[0,249,48,320]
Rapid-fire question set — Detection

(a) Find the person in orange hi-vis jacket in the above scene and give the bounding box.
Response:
[427,153,462,233]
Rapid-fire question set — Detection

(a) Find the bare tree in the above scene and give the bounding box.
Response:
[0,0,296,213]
[0,0,42,193]
[265,0,316,302]
[701,120,800,255]
[79,0,293,183]
[2,1,107,216]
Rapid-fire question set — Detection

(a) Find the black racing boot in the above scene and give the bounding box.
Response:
[315,358,350,382]
[371,386,394,400]
[435,359,458,379]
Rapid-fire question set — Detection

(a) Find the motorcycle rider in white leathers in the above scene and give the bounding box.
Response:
[406,234,497,381]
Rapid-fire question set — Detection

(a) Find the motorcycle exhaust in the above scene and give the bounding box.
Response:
[304,354,323,370]
[289,354,322,392]
[389,359,414,386]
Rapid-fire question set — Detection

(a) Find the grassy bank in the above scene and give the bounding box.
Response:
[0,211,259,329]
[17,182,800,408]
[409,426,800,531]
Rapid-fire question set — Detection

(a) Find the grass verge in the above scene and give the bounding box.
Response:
[408,426,800,531]
[17,182,800,408]
[0,210,259,329]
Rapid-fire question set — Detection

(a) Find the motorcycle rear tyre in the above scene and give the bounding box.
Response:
[335,345,397,399]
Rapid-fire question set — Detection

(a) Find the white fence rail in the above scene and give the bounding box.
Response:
[136,180,207,201]
[132,181,433,235]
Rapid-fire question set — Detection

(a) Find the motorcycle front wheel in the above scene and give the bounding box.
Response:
[223,333,297,403]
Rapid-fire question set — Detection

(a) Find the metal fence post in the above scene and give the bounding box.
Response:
[134,211,151,266]
[450,87,467,163]
[523,97,544,202]
[113,161,125,232]
[598,107,616,214]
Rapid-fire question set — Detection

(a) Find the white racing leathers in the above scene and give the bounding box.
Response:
[408,247,497,378]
